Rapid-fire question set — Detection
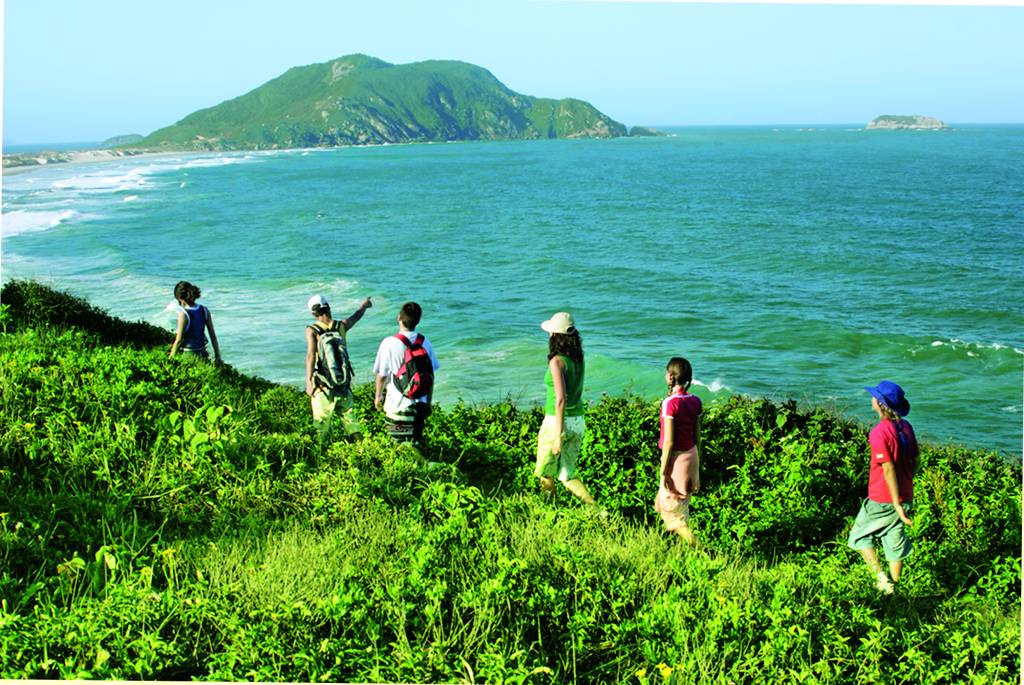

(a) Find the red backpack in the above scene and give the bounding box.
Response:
[392,333,434,400]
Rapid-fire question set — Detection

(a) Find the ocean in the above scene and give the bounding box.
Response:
[3,125,1022,457]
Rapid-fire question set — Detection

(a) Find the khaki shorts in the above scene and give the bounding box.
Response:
[534,414,585,482]
[311,389,362,439]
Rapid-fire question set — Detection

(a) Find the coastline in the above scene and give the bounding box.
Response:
[2,141,412,176]
[1,148,196,176]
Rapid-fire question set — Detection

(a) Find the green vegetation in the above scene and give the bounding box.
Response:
[874,116,921,125]
[101,134,144,148]
[1,281,1019,682]
[1,152,72,169]
[138,54,626,151]
[628,126,667,137]
[867,115,948,130]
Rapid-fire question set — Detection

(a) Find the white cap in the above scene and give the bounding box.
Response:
[541,311,576,334]
[307,294,328,313]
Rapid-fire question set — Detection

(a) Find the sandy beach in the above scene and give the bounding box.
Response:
[2,148,193,176]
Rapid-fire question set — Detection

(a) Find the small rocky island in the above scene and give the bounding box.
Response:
[866,115,948,130]
[628,126,668,137]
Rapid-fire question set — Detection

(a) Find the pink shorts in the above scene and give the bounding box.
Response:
[654,447,699,531]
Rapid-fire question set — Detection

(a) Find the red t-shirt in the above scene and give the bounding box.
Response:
[659,392,702,451]
[867,419,918,503]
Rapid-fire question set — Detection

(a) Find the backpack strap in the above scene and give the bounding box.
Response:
[395,333,422,348]
[308,321,341,337]
[176,304,193,332]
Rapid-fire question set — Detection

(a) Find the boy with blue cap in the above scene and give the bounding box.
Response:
[847,380,919,594]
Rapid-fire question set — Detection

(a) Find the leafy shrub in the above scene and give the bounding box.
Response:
[0,280,171,347]
[0,282,1019,682]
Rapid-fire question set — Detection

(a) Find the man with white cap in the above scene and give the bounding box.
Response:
[305,293,372,443]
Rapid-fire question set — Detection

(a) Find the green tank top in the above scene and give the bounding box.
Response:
[545,355,584,416]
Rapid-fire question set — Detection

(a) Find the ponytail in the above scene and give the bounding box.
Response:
[174,280,202,306]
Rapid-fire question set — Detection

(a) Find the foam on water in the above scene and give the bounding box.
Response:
[693,378,731,394]
[2,153,273,241]
[3,127,1022,455]
[179,156,248,169]
[51,168,148,193]
[923,337,1024,357]
[1,209,77,237]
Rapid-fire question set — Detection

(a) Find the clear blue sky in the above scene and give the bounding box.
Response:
[3,0,1023,144]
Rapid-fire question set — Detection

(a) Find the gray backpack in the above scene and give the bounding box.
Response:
[309,321,353,393]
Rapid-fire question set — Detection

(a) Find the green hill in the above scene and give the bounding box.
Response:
[0,281,1018,682]
[138,54,626,150]
[100,134,144,148]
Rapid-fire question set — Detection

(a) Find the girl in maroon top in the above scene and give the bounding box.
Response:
[655,357,703,544]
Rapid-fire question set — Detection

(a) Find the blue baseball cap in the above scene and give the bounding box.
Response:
[864,380,910,417]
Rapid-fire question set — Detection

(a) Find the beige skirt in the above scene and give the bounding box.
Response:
[654,446,699,531]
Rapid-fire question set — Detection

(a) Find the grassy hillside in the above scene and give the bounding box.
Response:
[139,54,626,150]
[0,281,1019,682]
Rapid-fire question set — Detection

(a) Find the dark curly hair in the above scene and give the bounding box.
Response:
[174,281,201,306]
[548,330,584,363]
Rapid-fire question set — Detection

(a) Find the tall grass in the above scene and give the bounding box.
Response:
[0,281,1019,682]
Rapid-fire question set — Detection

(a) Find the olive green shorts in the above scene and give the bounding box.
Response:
[311,389,362,439]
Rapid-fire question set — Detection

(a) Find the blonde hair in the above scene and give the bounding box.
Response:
[876,401,901,423]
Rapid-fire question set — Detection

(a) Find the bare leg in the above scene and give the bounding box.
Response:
[675,524,696,545]
[888,559,903,583]
[562,479,596,506]
[858,547,884,574]
[859,548,895,593]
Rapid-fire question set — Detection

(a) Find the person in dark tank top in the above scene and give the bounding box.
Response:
[169,280,222,364]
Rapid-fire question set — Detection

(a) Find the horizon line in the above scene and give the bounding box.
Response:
[7,122,1024,148]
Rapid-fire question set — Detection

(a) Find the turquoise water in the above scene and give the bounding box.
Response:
[3,126,1022,457]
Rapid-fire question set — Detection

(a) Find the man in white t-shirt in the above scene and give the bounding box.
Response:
[373,301,440,445]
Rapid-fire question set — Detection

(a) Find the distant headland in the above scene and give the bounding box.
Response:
[866,115,949,130]
[139,54,629,151]
[4,54,661,170]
